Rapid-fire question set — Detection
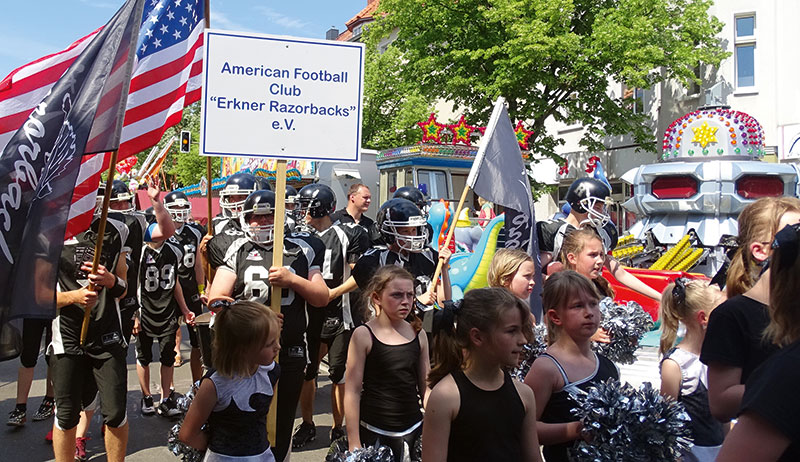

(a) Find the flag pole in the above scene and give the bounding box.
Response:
[428,97,506,295]
[203,0,213,282]
[267,160,287,447]
[80,149,120,346]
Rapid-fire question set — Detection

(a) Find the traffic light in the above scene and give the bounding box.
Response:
[180,130,191,153]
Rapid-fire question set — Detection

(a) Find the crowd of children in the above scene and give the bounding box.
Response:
[9,174,800,462]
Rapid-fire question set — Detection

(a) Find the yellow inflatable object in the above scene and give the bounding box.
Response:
[464,216,505,293]
[456,207,472,227]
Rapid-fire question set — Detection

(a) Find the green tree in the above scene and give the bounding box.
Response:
[134,101,214,188]
[362,46,433,150]
[365,0,727,158]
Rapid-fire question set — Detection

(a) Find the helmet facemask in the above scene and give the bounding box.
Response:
[383,215,429,252]
[241,209,275,245]
[578,196,611,228]
[220,190,251,218]
[109,192,135,213]
[165,199,192,223]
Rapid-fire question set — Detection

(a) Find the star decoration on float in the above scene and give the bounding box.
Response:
[515,121,534,150]
[417,113,447,143]
[691,121,718,148]
[448,115,476,146]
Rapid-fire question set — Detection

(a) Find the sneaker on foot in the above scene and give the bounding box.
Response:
[141,395,156,416]
[7,407,26,427]
[33,397,55,421]
[158,392,182,418]
[75,436,89,462]
[292,421,316,448]
[330,426,345,443]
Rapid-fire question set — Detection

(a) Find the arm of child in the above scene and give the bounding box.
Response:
[344,326,369,451]
[715,412,790,462]
[659,358,681,400]
[604,256,661,300]
[268,267,329,308]
[179,378,216,450]
[417,330,431,407]
[420,376,459,462]
[514,381,543,462]
[437,248,453,301]
[174,282,195,326]
[707,363,744,422]
[525,356,582,445]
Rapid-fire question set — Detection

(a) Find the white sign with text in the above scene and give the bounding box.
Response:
[200,30,364,162]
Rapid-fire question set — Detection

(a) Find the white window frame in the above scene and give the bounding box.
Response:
[734,13,756,92]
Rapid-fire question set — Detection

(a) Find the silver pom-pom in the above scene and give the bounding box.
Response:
[593,298,654,365]
[570,379,693,462]
[166,381,206,462]
[326,437,396,462]
[511,324,548,381]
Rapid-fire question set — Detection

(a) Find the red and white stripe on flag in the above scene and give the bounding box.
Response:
[0,7,204,240]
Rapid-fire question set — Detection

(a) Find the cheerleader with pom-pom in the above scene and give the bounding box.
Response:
[179,301,280,461]
[524,271,619,462]
[659,279,725,462]
[423,287,542,462]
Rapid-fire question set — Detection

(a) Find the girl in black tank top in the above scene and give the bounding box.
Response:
[524,270,619,462]
[344,266,429,462]
[423,288,543,462]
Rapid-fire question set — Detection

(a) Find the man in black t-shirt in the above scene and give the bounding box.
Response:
[207,190,328,462]
[292,184,369,446]
[330,183,382,245]
[50,215,129,462]
[134,234,195,418]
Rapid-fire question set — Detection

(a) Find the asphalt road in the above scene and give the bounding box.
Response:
[0,325,334,462]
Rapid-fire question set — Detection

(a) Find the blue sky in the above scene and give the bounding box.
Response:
[0,0,369,78]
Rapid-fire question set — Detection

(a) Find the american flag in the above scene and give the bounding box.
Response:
[0,0,204,239]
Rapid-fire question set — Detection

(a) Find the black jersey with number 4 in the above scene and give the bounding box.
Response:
[221,233,324,348]
[207,216,245,270]
[51,217,130,359]
[138,242,183,337]
[352,247,438,297]
[169,222,205,303]
[314,222,369,328]
[116,211,148,312]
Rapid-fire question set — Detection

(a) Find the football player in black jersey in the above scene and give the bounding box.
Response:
[163,190,206,382]
[50,212,130,462]
[292,184,369,447]
[352,198,452,327]
[133,228,196,418]
[537,177,660,300]
[207,189,329,462]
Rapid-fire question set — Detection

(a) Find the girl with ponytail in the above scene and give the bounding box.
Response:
[343,266,428,462]
[700,197,800,423]
[422,287,541,462]
[659,279,725,461]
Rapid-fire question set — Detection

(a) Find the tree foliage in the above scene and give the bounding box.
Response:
[134,101,213,189]
[362,46,433,150]
[365,0,727,158]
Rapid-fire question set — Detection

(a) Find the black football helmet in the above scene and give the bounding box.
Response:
[393,186,427,213]
[254,176,273,191]
[164,190,192,223]
[240,190,276,244]
[108,180,134,213]
[220,173,258,218]
[297,184,337,219]
[285,185,299,207]
[377,198,429,252]
[564,177,611,228]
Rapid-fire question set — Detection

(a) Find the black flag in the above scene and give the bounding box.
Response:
[0,0,144,361]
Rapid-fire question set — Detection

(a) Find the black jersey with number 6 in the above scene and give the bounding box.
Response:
[51,217,130,359]
[314,222,368,328]
[169,222,205,302]
[221,233,324,348]
[207,217,245,270]
[138,242,183,337]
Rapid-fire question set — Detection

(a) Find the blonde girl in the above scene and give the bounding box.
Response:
[422,287,541,462]
[700,197,800,422]
[524,271,618,462]
[344,266,429,462]
[559,228,615,299]
[488,248,537,301]
[659,279,725,462]
[180,301,280,461]
[717,223,800,461]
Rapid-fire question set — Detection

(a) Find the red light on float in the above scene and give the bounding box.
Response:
[652,176,698,199]
[736,175,784,199]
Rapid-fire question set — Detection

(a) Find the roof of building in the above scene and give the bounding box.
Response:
[337,0,379,41]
